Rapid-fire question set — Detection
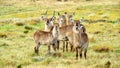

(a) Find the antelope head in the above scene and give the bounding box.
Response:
[42,10,56,31]
[57,12,67,27]
[67,12,75,25]
[73,22,80,33]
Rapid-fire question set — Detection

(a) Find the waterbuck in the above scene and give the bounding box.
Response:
[65,21,86,52]
[34,23,59,55]
[58,24,73,52]
[73,22,89,60]
[57,17,86,52]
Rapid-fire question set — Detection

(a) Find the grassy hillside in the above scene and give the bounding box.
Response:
[0,0,120,68]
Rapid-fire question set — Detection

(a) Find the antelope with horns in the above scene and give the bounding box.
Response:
[57,12,67,51]
[33,23,59,55]
[64,13,86,52]
[58,20,85,52]
[65,20,86,52]
[58,24,73,52]
[42,10,56,32]
[72,22,89,60]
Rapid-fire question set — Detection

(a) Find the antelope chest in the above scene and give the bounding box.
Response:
[58,29,66,40]
[73,33,81,48]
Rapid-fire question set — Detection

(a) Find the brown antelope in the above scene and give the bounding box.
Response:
[57,16,86,52]
[41,11,60,50]
[65,21,86,52]
[58,24,73,52]
[42,10,56,32]
[57,12,67,27]
[34,23,59,55]
[73,22,89,60]
[57,12,67,51]
[64,17,86,52]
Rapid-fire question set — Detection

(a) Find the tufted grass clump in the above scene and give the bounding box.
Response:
[0,32,7,38]
[93,45,113,52]
[14,22,25,26]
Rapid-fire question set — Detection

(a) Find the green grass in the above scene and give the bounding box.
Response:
[0,0,120,68]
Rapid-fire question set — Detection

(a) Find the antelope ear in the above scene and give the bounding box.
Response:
[41,16,47,21]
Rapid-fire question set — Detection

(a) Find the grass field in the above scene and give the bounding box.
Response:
[0,0,120,68]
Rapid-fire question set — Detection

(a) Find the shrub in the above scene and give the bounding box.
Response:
[24,26,33,30]
[86,0,94,1]
[93,45,113,52]
[15,22,25,26]
[0,33,7,38]
[94,31,101,34]
[52,52,62,57]
[57,0,62,1]
[13,18,25,26]
[0,43,9,47]
[23,30,29,34]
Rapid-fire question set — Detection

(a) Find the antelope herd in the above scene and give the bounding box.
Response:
[33,10,89,60]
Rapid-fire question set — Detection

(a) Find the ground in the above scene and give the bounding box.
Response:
[0,0,120,68]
